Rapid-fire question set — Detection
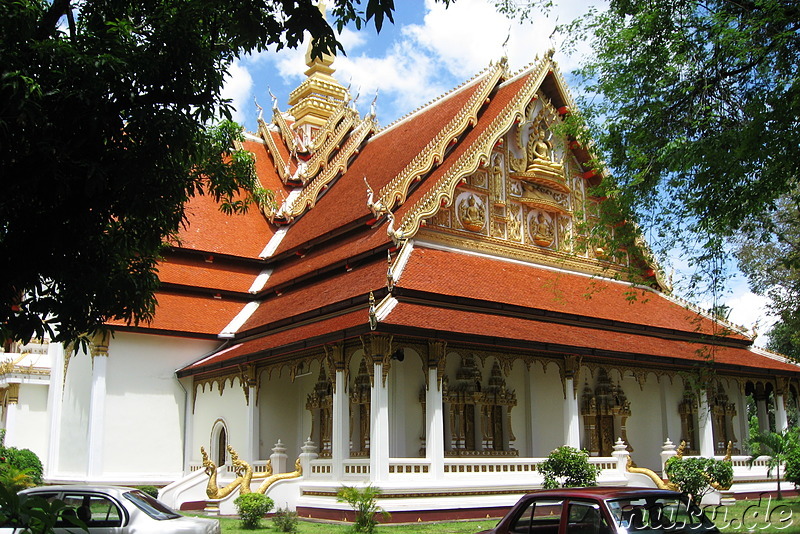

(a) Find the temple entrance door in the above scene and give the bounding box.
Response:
[598,414,614,456]
[216,426,227,466]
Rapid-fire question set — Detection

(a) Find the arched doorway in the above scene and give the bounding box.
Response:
[211,419,228,466]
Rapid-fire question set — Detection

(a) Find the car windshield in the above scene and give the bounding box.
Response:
[123,490,182,520]
[606,494,716,533]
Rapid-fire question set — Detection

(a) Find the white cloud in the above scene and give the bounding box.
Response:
[221,61,253,124]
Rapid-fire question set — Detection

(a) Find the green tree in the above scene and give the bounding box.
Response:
[747,428,799,500]
[1,0,439,347]
[538,446,600,489]
[505,0,800,302]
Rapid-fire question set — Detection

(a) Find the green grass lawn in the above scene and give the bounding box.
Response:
[211,514,497,533]
[206,496,800,533]
[705,496,800,533]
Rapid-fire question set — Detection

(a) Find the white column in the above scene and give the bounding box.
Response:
[697,391,715,457]
[775,394,789,432]
[756,396,770,433]
[246,384,260,464]
[563,377,581,448]
[45,342,65,477]
[331,369,348,480]
[426,367,445,479]
[4,383,20,448]
[87,352,108,480]
[370,361,390,482]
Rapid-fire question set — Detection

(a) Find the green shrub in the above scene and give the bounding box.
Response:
[0,446,43,486]
[539,446,600,489]
[233,492,274,529]
[135,486,159,498]
[665,456,733,501]
[336,485,389,533]
[272,506,299,533]
[785,449,800,489]
[0,465,36,492]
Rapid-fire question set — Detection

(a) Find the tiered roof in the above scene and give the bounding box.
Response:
[109,52,799,381]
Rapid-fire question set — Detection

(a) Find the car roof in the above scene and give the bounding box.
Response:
[521,487,683,500]
[20,485,138,495]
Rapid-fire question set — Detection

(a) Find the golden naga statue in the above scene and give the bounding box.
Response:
[201,446,303,499]
[626,456,679,492]
[201,445,253,499]
[255,457,303,494]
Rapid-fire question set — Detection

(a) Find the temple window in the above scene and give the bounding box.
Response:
[306,364,332,458]
[581,368,632,456]
[349,359,371,457]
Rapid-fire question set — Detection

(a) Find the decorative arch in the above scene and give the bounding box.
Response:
[210,418,229,467]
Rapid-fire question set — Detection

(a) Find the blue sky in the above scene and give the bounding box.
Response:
[220,0,776,343]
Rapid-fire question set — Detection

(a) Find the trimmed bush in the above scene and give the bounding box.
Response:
[0,431,43,486]
[539,446,600,489]
[233,492,274,529]
[272,506,299,533]
[665,456,733,501]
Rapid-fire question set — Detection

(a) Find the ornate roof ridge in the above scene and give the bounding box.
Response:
[375,63,499,137]
[272,108,299,154]
[372,59,510,215]
[273,114,377,222]
[659,291,753,340]
[258,118,293,184]
[298,106,358,183]
[391,60,550,241]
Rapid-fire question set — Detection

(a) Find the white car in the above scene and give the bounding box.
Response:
[14,485,220,534]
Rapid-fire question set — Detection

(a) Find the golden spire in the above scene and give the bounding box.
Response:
[287,2,348,136]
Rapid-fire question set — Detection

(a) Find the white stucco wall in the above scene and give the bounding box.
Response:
[506,359,528,456]
[192,376,249,465]
[101,333,219,481]
[257,363,312,464]
[623,371,664,469]
[389,348,424,458]
[529,361,564,456]
[15,383,50,465]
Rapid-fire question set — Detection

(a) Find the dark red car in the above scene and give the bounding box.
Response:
[474,487,720,534]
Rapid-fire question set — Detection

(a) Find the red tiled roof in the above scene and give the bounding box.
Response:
[260,227,391,291]
[239,256,388,332]
[381,302,799,373]
[110,292,246,336]
[398,246,749,341]
[243,139,295,201]
[180,309,369,373]
[157,255,262,293]
[175,193,274,259]
[273,76,490,256]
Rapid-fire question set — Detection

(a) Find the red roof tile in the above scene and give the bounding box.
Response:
[180,309,368,372]
[176,193,274,259]
[398,246,749,341]
[382,302,799,373]
[110,292,246,336]
[239,256,388,332]
[157,255,262,293]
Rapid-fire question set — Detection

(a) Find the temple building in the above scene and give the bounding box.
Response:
[4,46,800,519]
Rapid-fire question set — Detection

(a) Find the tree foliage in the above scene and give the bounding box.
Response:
[735,194,800,354]
[747,428,799,500]
[539,446,600,489]
[664,456,733,501]
[541,0,800,300]
[0,0,425,347]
